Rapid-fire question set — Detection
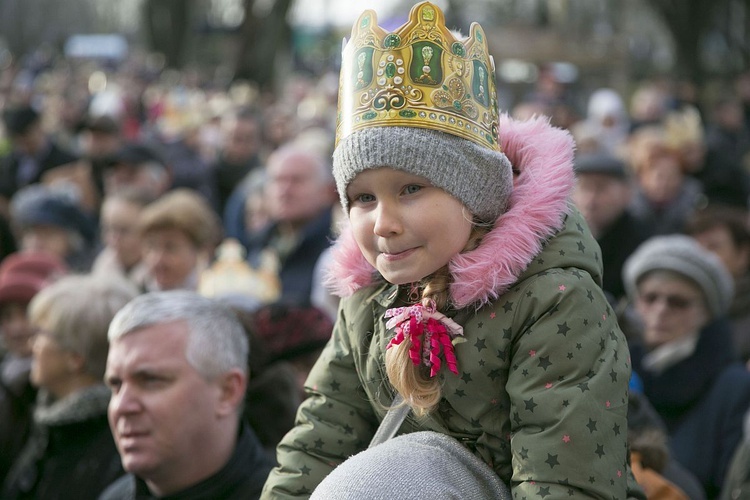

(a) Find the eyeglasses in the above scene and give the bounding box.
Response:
[637,292,701,311]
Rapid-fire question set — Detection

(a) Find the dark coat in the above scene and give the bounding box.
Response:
[597,210,653,302]
[246,208,334,306]
[99,424,274,500]
[1,385,124,500]
[631,318,750,498]
[0,141,79,200]
[0,356,35,486]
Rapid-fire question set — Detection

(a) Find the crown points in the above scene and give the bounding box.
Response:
[335,1,500,151]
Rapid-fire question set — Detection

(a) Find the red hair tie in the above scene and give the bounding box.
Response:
[384,303,464,377]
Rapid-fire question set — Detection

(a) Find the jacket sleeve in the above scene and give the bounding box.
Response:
[261,298,379,499]
[505,269,639,499]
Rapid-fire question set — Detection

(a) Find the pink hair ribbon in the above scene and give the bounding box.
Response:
[384,303,464,377]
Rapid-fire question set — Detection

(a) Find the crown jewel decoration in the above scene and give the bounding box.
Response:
[335,1,500,151]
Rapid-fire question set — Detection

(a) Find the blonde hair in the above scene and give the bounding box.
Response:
[385,221,490,416]
[28,274,139,379]
[138,188,222,249]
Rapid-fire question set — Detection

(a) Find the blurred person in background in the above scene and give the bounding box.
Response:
[9,185,97,271]
[161,118,218,209]
[1,274,138,500]
[0,105,80,216]
[0,252,67,486]
[91,188,153,289]
[138,188,221,292]
[572,152,653,304]
[76,114,124,202]
[245,143,336,307]
[705,96,750,173]
[622,234,750,498]
[627,124,703,235]
[571,88,630,156]
[664,106,750,210]
[102,142,171,201]
[211,108,263,215]
[685,205,750,364]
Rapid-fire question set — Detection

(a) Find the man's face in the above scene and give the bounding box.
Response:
[223,118,260,164]
[693,225,749,279]
[103,163,167,199]
[572,173,631,237]
[105,322,223,486]
[265,151,334,227]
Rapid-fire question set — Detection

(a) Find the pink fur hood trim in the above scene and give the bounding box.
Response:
[325,114,576,308]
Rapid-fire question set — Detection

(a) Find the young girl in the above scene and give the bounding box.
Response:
[263,3,641,498]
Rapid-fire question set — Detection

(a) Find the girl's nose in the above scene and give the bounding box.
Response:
[373,202,402,236]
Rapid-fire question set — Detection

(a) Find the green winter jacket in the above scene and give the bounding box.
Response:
[262,116,644,499]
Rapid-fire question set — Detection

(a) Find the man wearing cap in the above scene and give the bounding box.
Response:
[0,252,67,485]
[572,151,654,303]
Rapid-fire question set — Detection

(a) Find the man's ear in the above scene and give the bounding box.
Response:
[215,368,247,417]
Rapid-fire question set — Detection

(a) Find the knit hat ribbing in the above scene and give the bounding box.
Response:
[623,234,734,319]
[332,126,513,222]
[310,431,510,499]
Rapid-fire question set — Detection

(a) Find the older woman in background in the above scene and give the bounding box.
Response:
[1,274,138,499]
[138,188,221,292]
[622,234,750,498]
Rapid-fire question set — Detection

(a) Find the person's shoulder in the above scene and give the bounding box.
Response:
[97,474,136,500]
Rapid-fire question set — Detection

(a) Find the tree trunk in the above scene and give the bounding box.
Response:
[143,0,192,69]
[233,0,294,90]
[646,0,723,84]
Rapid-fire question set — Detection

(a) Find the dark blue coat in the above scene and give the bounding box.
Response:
[246,208,333,306]
[631,318,750,498]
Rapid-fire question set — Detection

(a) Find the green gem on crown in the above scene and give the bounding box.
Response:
[451,42,465,56]
[384,34,401,48]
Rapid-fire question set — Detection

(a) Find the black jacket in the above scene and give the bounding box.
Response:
[1,385,123,500]
[99,424,274,500]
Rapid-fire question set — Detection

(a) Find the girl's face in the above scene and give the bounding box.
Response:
[347,167,473,285]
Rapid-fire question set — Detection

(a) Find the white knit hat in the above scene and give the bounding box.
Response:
[622,234,735,319]
[310,431,510,500]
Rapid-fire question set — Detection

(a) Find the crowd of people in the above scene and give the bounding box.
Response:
[1,1,750,498]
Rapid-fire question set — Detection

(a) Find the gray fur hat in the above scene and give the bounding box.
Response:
[332,127,513,222]
[310,431,510,500]
[622,234,734,319]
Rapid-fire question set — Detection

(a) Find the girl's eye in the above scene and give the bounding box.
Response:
[404,184,422,195]
[351,193,375,205]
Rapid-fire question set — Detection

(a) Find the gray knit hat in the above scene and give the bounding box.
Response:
[310,431,510,500]
[332,127,513,222]
[622,234,734,319]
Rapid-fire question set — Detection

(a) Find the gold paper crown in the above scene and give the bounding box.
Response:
[335,1,500,151]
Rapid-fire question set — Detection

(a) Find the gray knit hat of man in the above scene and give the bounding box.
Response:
[622,234,734,319]
[333,126,513,222]
[310,431,510,500]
